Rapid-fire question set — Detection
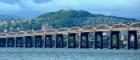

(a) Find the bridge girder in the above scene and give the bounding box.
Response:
[1,23,140,37]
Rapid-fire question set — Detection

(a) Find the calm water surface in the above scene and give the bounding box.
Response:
[0,48,140,60]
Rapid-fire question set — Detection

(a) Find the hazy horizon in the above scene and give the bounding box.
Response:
[0,0,140,19]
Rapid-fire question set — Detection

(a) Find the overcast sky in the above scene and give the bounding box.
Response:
[0,0,140,19]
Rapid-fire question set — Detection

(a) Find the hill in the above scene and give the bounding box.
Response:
[36,10,139,28]
[0,10,139,32]
[0,15,20,20]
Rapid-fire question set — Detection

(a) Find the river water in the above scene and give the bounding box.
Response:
[0,48,140,60]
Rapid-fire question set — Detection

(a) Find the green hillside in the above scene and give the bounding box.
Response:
[0,10,139,32]
[36,10,139,28]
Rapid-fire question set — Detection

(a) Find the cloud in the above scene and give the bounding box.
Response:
[0,1,21,14]
[0,0,139,19]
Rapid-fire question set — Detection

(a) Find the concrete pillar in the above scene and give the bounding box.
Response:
[0,38,6,47]
[23,37,25,48]
[80,32,89,48]
[45,35,53,48]
[25,36,34,48]
[68,33,76,48]
[35,35,43,48]
[7,38,15,48]
[128,30,137,49]
[95,31,103,49]
[110,31,120,49]
[16,37,24,48]
[56,34,64,48]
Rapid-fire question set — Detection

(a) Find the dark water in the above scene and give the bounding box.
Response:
[0,48,140,60]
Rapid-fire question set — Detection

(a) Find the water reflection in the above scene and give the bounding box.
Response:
[0,48,140,60]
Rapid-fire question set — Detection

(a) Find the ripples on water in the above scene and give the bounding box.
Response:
[0,48,140,60]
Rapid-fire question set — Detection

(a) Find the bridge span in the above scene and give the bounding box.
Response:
[0,23,140,49]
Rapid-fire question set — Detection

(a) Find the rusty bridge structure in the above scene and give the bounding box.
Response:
[0,23,140,49]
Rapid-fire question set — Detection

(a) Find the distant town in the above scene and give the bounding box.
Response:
[0,10,139,32]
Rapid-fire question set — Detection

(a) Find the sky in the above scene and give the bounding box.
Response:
[0,0,140,19]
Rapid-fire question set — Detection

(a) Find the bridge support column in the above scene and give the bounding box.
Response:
[45,35,53,48]
[0,38,6,48]
[25,36,34,48]
[128,30,137,49]
[110,31,120,49]
[7,37,15,48]
[95,31,103,49]
[80,32,89,48]
[35,35,43,48]
[16,37,24,48]
[56,34,64,48]
[68,33,76,48]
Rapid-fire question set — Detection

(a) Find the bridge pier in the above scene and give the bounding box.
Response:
[0,38,6,47]
[45,35,53,48]
[16,37,24,48]
[95,31,103,49]
[110,31,120,49]
[80,32,89,48]
[7,37,15,48]
[128,30,137,49]
[35,35,43,48]
[56,34,64,48]
[25,36,34,48]
[68,33,76,48]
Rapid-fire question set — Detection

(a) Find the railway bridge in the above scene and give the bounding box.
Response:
[0,23,140,49]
